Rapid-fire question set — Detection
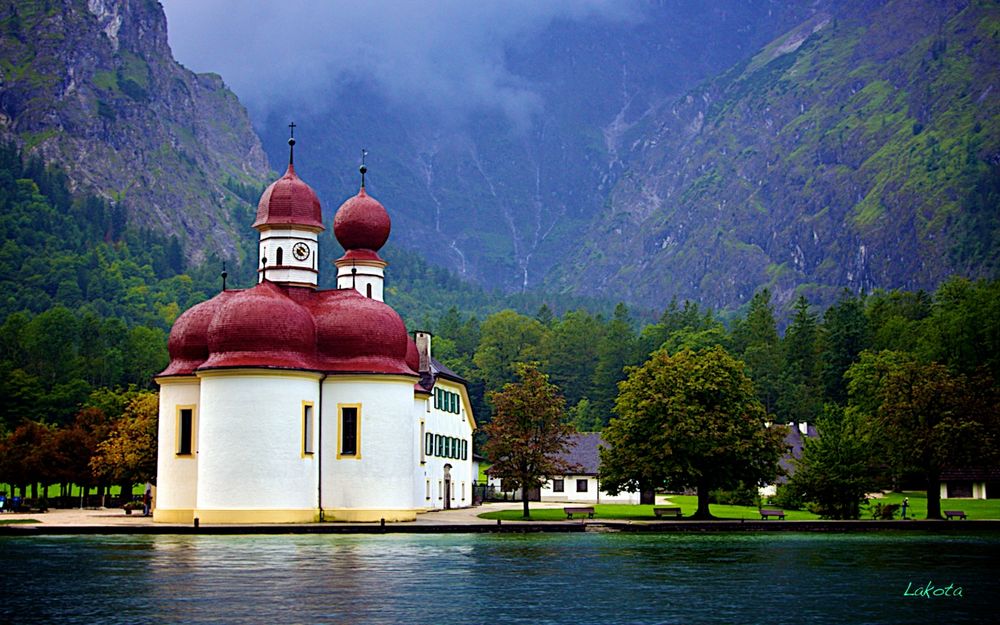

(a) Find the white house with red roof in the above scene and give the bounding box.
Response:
[153,138,476,524]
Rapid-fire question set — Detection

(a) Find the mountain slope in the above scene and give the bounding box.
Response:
[0,0,269,265]
[256,1,829,293]
[553,0,1000,310]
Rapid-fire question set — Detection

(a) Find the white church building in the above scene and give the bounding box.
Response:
[153,140,476,524]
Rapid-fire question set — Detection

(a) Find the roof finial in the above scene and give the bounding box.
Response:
[221,261,228,291]
[360,148,368,188]
[351,263,358,289]
[261,255,268,283]
[288,121,297,166]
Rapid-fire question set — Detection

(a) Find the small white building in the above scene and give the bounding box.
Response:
[154,143,475,524]
[491,433,640,504]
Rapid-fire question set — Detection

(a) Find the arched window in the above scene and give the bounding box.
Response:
[367,283,373,298]
[276,247,284,266]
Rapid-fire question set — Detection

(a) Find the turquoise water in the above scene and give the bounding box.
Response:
[1,532,997,624]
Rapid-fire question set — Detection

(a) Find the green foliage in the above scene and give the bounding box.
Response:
[846,351,1000,519]
[785,407,877,519]
[601,345,787,519]
[482,364,576,518]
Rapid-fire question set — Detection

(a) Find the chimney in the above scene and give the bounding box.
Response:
[415,331,432,373]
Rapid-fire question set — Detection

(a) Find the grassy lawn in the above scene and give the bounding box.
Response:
[2,483,144,499]
[866,491,1000,520]
[0,519,40,524]
[478,492,1000,521]
[478,496,820,521]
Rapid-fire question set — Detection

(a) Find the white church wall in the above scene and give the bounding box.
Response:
[420,379,475,510]
[153,378,200,523]
[321,375,419,521]
[195,370,321,523]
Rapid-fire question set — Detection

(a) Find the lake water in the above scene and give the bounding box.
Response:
[1,532,997,624]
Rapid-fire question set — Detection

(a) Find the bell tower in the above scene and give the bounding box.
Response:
[252,123,325,288]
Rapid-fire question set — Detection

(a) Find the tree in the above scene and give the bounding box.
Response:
[777,296,822,423]
[849,353,999,519]
[820,291,870,405]
[544,309,603,407]
[591,303,639,424]
[473,310,548,396]
[732,289,782,415]
[90,391,158,502]
[601,346,787,519]
[784,407,877,519]
[482,364,577,518]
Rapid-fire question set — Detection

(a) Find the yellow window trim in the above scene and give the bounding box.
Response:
[301,400,315,458]
[337,403,362,459]
[175,404,197,457]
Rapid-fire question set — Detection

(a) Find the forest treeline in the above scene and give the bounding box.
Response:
[428,278,1000,435]
[1,140,998,504]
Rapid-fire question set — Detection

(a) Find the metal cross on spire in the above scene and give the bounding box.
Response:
[288,121,297,165]
[360,148,368,187]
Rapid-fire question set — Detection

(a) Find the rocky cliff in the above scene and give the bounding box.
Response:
[551,0,1000,310]
[0,0,269,264]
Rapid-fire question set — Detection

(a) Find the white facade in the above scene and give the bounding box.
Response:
[154,160,476,524]
[155,351,475,524]
[539,475,640,504]
[335,259,387,302]
[258,227,320,287]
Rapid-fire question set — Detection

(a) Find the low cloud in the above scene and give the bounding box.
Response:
[161,0,638,126]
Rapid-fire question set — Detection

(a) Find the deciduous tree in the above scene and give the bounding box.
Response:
[482,364,577,518]
[90,391,158,500]
[601,346,786,519]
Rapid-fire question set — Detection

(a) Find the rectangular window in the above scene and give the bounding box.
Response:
[425,432,434,457]
[338,404,361,458]
[302,402,314,455]
[177,407,194,455]
[449,392,456,413]
[438,480,443,500]
[426,479,431,500]
[434,388,440,409]
[553,479,564,493]
[421,422,427,462]
[577,479,589,493]
[462,440,468,460]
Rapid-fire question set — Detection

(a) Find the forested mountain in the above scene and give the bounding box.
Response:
[0,0,269,265]
[554,0,1000,310]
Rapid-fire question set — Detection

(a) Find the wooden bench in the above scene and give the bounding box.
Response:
[944,510,967,520]
[653,506,682,519]
[564,506,595,520]
[759,508,786,520]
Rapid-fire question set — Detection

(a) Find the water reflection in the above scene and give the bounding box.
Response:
[1,533,996,624]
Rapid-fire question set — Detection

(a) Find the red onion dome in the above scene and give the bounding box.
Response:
[312,289,413,375]
[333,187,390,252]
[252,164,324,231]
[405,335,420,373]
[159,291,235,377]
[202,281,317,370]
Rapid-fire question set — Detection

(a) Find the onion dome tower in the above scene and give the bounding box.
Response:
[333,153,391,301]
[252,123,324,288]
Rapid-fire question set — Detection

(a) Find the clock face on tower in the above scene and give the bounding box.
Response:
[292,242,310,261]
